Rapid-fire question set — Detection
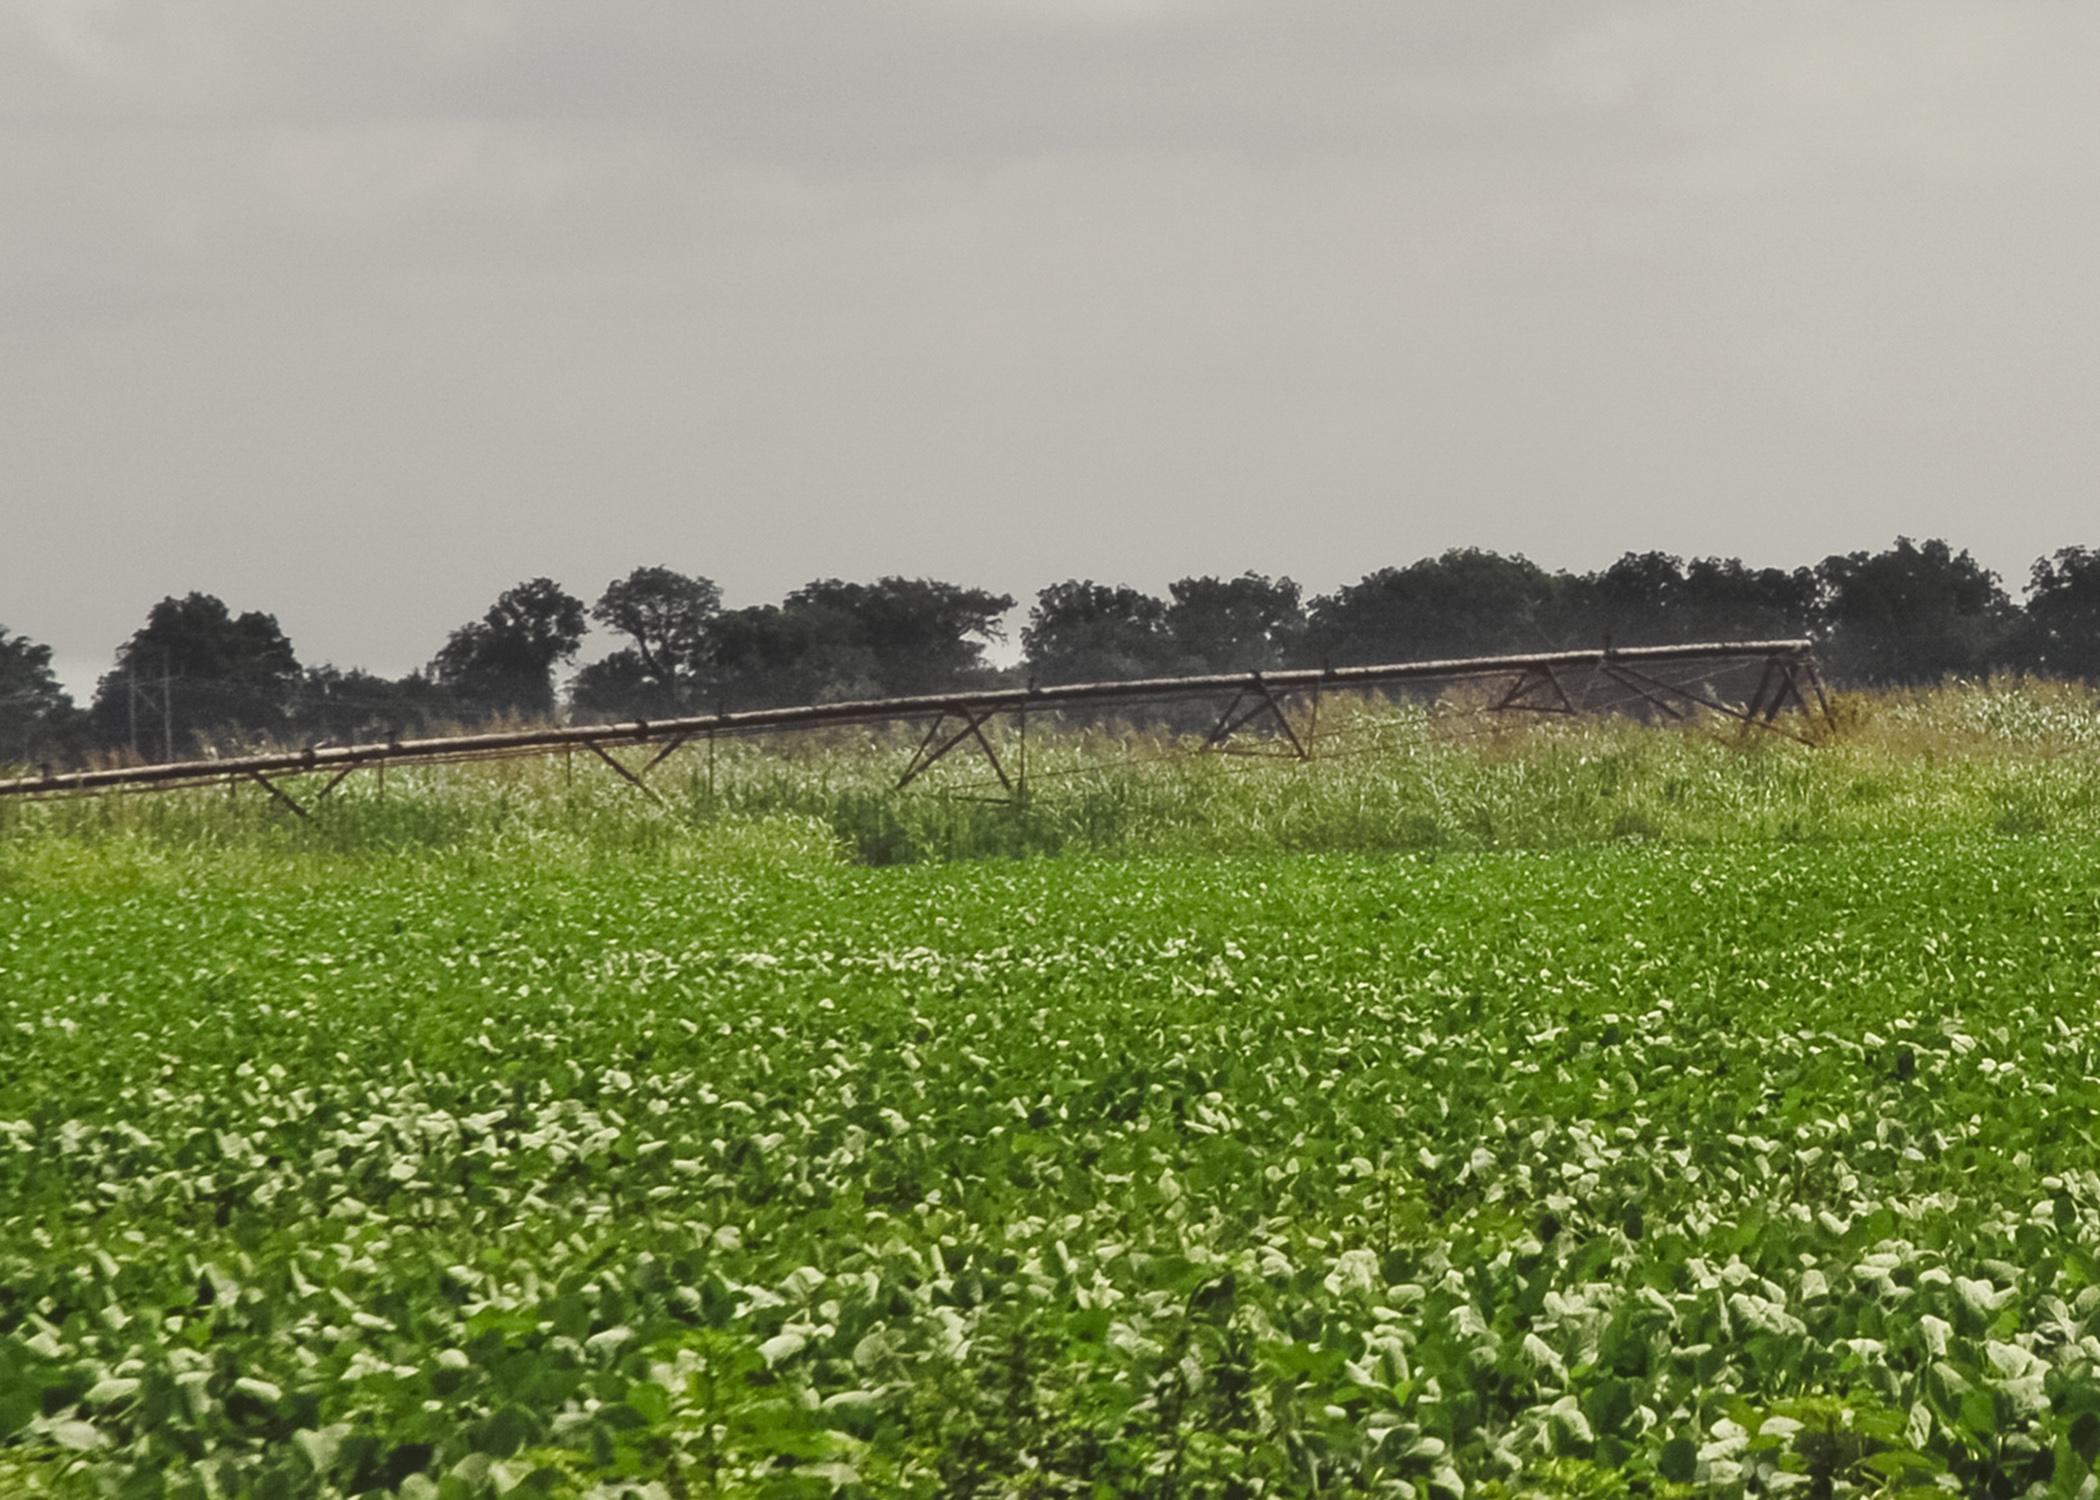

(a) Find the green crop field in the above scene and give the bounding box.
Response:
[8,684,2100,1497]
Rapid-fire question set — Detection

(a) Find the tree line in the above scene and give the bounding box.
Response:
[7,536,2100,765]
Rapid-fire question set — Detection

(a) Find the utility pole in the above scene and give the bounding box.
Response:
[162,653,174,764]
[128,673,139,760]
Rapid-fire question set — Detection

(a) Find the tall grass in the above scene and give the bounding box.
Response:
[6,679,2100,874]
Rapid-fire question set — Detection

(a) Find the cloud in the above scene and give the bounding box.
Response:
[5,1,2100,680]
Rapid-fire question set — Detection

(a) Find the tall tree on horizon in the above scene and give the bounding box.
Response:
[707,577,1015,710]
[0,624,76,765]
[574,567,723,719]
[1022,581,1173,685]
[430,578,587,721]
[1165,573,1306,673]
[1813,537,2014,685]
[1306,549,1561,666]
[89,594,301,758]
[2013,547,2100,680]
[1558,551,1685,646]
[1552,553,1816,648]
[290,664,458,744]
[1674,556,1817,644]
[707,604,813,712]
[780,578,1014,700]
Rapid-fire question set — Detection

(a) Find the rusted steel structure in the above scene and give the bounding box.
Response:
[0,640,1830,815]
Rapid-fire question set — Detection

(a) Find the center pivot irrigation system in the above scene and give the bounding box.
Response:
[0,640,1831,816]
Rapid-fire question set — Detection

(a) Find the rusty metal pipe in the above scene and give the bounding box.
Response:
[0,640,1820,801]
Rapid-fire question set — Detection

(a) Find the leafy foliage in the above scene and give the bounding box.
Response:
[711,580,1014,711]
[87,594,301,757]
[1555,554,1814,650]
[0,626,74,766]
[1019,580,1172,686]
[579,569,724,718]
[431,579,589,721]
[290,666,457,747]
[1812,537,2015,685]
[1308,549,1561,666]
[1164,573,1305,674]
[2015,548,2100,680]
[9,788,2100,1493]
[36,535,2100,772]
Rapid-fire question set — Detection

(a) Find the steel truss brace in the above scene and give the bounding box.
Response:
[1204,677,1310,759]
[1493,665,1576,714]
[246,763,361,818]
[898,708,1014,794]
[1802,659,1837,729]
[1602,658,1816,746]
[585,741,669,804]
[641,733,690,774]
[1738,659,1798,734]
[564,727,692,803]
[1741,658,1835,734]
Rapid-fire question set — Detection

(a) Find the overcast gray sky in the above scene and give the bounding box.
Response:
[7,0,2098,697]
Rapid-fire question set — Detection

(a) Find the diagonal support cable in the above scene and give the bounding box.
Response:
[1801,660,1837,730]
[961,713,1015,793]
[898,709,1013,792]
[247,770,310,819]
[1206,677,1310,759]
[1738,658,1780,738]
[1205,690,1273,748]
[642,732,691,775]
[1599,665,1690,721]
[897,712,954,787]
[311,765,360,805]
[586,742,668,804]
[1494,665,1576,714]
[1253,678,1310,760]
[1610,661,1815,745]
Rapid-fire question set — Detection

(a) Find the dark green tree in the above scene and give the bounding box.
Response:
[0,625,75,766]
[1165,574,1306,673]
[1307,550,1562,666]
[1558,552,1685,646]
[580,567,723,717]
[1813,537,2014,685]
[570,652,672,721]
[1022,581,1173,685]
[290,666,458,744]
[2014,548,2100,680]
[1555,554,1814,647]
[710,579,1014,709]
[781,578,1013,699]
[709,604,814,711]
[89,594,301,758]
[1676,557,1817,643]
[430,578,586,721]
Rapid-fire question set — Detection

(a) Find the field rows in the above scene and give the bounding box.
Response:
[6,836,2100,1493]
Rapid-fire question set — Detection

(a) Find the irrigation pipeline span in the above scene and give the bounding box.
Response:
[0,639,1831,814]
